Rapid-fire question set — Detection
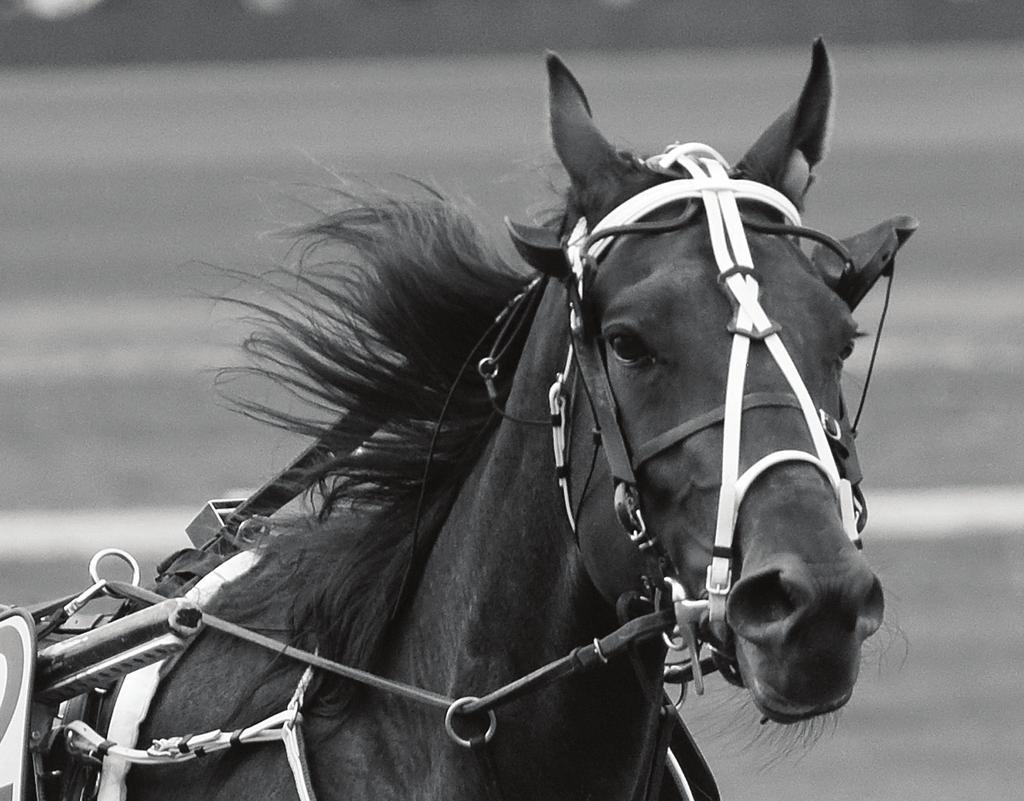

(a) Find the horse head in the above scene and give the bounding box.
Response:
[509,40,915,724]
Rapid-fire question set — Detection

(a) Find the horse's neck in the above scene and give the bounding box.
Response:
[381,283,661,800]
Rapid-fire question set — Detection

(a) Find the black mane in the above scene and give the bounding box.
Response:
[212,182,531,712]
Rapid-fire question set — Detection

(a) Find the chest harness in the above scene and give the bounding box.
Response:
[545,142,863,658]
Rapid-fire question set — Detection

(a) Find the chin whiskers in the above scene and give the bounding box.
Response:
[747,707,842,768]
[682,681,840,768]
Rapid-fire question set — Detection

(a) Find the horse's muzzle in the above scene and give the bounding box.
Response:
[725,551,884,721]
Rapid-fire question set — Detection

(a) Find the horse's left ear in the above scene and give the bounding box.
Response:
[812,215,919,309]
[735,38,833,208]
[504,217,571,279]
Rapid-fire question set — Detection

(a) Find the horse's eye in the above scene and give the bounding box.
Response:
[839,341,855,361]
[607,333,652,365]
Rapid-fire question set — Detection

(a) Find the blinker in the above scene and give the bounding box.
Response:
[812,215,918,309]
[504,218,571,279]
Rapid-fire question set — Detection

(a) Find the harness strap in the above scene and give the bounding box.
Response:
[640,705,679,801]
[100,578,677,724]
[96,551,259,801]
[568,287,638,488]
[666,713,721,801]
[631,393,803,468]
[548,345,577,530]
[105,580,454,711]
[458,607,675,716]
[281,669,318,801]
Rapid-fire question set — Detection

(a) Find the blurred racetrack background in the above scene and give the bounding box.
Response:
[1,3,1022,799]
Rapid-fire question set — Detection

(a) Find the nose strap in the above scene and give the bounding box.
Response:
[735,450,838,503]
[631,392,803,470]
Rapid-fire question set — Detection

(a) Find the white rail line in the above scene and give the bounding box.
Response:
[0,488,1020,559]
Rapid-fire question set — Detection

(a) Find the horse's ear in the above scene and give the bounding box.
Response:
[505,217,571,279]
[735,38,834,208]
[546,52,627,208]
[812,215,919,309]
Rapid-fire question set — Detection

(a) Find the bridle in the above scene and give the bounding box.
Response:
[541,142,865,668]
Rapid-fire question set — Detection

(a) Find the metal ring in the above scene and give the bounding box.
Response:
[662,632,687,651]
[236,516,272,544]
[88,548,141,587]
[444,696,497,749]
[477,357,499,381]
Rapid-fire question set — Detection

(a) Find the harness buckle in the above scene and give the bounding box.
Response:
[819,408,842,440]
[705,562,732,598]
[614,483,653,550]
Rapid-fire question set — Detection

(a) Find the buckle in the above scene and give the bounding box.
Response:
[614,483,654,550]
[819,408,842,440]
[705,563,732,597]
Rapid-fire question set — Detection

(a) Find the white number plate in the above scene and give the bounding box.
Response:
[0,609,35,801]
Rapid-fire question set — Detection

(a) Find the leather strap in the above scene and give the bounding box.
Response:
[568,290,637,487]
[632,393,803,469]
[641,705,678,801]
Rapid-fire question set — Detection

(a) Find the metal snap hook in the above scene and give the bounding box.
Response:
[88,548,141,587]
[444,696,497,749]
[664,577,709,696]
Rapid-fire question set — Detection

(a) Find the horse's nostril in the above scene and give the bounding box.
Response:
[727,567,811,643]
[858,574,885,638]
[729,558,886,646]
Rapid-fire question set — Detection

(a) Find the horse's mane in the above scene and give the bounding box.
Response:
[211,181,532,714]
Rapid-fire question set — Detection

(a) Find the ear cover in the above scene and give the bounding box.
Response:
[812,215,919,309]
[505,218,571,279]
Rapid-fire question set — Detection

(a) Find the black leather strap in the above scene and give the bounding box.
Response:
[667,715,721,801]
[568,303,637,485]
[632,392,803,469]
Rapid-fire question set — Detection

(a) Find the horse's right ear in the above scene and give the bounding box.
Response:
[547,52,624,206]
[505,217,571,279]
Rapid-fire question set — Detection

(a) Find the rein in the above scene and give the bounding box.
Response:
[102,581,676,720]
